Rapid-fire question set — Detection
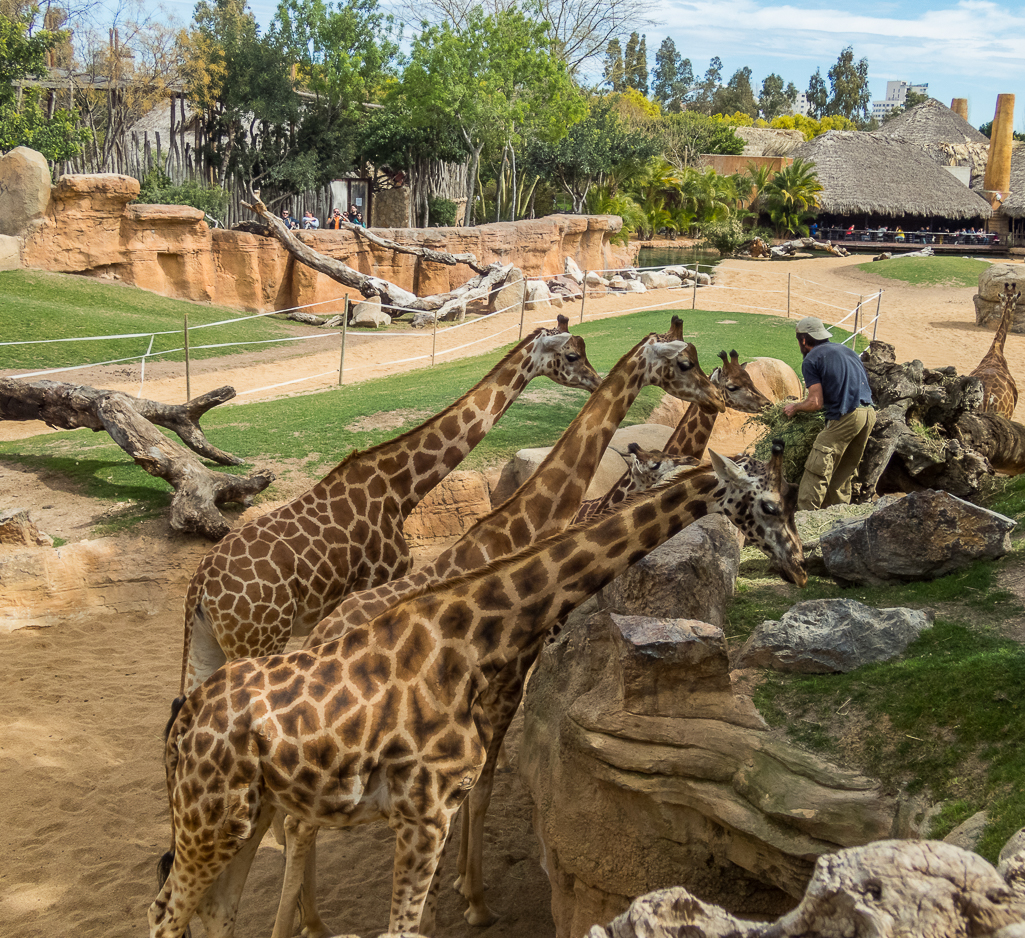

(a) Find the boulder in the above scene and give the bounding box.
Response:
[943,810,989,852]
[525,278,562,308]
[0,509,53,548]
[0,234,20,270]
[585,270,609,289]
[734,598,934,673]
[548,274,583,299]
[820,490,1015,585]
[619,267,641,280]
[974,263,1025,331]
[0,146,51,237]
[486,267,525,313]
[350,295,391,328]
[602,514,740,629]
[403,470,491,544]
[565,256,585,283]
[521,609,898,936]
[608,275,645,293]
[742,357,802,402]
[639,270,671,289]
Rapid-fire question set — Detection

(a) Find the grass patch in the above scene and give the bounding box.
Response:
[0,305,814,513]
[0,270,308,371]
[855,256,990,287]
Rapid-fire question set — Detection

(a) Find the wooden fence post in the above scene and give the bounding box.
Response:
[579,272,588,324]
[338,294,350,384]
[183,310,191,403]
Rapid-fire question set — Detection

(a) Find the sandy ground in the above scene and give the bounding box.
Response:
[2,252,1024,938]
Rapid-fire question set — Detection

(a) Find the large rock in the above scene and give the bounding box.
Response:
[350,295,391,327]
[521,610,899,937]
[602,514,740,628]
[974,263,1025,331]
[486,267,525,313]
[565,256,584,283]
[743,357,802,402]
[0,234,21,270]
[639,270,672,290]
[0,146,51,237]
[734,598,934,673]
[608,275,645,293]
[549,274,583,299]
[0,509,53,547]
[820,490,1015,585]
[402,470,491,544]
[526,278,562,308]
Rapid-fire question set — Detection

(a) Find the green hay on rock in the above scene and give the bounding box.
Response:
[746,402,824,483]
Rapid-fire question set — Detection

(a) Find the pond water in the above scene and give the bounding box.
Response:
[632,244,723,274]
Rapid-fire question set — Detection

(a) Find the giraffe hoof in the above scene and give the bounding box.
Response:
[464,904,499,926]
[452,874,465,895]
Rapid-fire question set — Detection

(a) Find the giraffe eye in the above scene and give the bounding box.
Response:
[566,353,580,362]
[762,500,780,516]
[677,359,692,371]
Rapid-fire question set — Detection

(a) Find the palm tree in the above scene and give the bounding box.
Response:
[763,157,823,237]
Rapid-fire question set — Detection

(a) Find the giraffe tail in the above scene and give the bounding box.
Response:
[164,694,186,743]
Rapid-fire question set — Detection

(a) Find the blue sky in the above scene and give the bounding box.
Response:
[150,0,1024,129]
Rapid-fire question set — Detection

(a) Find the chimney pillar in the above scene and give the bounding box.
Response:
[983,94,1015,195]
[950,98,969,121]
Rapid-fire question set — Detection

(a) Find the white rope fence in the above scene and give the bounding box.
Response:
[1,258,882,400]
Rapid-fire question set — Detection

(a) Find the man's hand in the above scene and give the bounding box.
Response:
[783,383,824,418]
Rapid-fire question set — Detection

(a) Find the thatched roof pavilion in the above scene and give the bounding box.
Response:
[792,131,993,220]
[1000,142,1025,219]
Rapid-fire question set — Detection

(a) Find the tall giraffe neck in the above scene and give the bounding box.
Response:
[663,401,718,458]
[316,331,542,518]
[990,290,1017,361]
[364,465,720,682]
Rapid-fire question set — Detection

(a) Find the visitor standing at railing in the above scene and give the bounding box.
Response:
[783,316,876,511]
[326,208,345,230]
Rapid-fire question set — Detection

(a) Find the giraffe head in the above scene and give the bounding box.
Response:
[647,315,725,411]
[618,442,698,491]
[530,315,601,392]
[710,349,772,413]
[708,440,807,586]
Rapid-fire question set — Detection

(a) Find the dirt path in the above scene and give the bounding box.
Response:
[1,252,1023,938]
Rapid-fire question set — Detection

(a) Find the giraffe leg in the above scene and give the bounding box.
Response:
[194,806,275,938]
[270,818,327,938]
[388,814,455,935]
[458,732,506,926]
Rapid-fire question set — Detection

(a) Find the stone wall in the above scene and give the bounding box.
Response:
[1,147,630,312]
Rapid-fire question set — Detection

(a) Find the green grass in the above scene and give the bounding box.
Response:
[738,473,1025,864]
[0,270,307,371]
[855,255,990,287]
[0,304,818,525]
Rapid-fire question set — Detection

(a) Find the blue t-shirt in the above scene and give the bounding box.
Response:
[802,342,874,422]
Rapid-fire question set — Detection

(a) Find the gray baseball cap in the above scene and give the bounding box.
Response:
[795,316,832,340]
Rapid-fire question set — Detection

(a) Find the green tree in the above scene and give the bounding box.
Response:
[806,68,827,119]
[623,31,647,94]
[690,55,722,115]
[978,120,1025,141]
[758,72,796,121]
[0,8,88,159]
[651,37,691,112]
[603,37,625,92]
[658,110,743,167]
[825,46,870,123]
[762,156,822,236]
[712,66,757,118]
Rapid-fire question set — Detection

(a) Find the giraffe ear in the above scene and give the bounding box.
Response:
[709,449,748,484]
[709,366,723,384]
[539,332,572,352]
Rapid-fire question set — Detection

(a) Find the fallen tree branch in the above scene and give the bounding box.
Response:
[333,217,486,273]
[0,379,244,465]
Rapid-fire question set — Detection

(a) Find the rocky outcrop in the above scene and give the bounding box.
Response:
[6,157,630,310]
[602,515,740,628]
[735,598,934,673]
[820,489,1015,585]
[585,840,1025,938]
[403,470,492,544]
[521,610,899,938]
[350,295,391,328]
[0,146,51,238]
[0,509,53,547]
[974,263,1025,330]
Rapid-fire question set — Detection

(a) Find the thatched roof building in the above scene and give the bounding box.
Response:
[792,131,993,220]
[1000,142,1025,219]
[877,98,990,187]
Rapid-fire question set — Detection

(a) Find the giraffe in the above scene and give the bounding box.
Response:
[573,347,772,523]
[271,441,805,938]
[178,316,601,696]
[149,446,804,938]
[970,283,1022,419]
[263,316,725,936]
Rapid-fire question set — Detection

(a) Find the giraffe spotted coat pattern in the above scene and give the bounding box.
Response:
[970,282,1022,419]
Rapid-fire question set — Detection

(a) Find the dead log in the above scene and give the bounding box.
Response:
[586,840,1025,938]
[770,237,851,258]
[0,379,275,540]
[240,192,512,321]
[956,412,1025,475]
[95,394,273,539]
[0,379,244,465]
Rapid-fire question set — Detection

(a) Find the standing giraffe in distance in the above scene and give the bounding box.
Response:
[178,316,600,696]
[970,282,1022,419]
[149,448,803,938]
[268,316,725,936]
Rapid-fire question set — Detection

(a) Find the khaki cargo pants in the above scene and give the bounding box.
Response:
[797,405,876,511]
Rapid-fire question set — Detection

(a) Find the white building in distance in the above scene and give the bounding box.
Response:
[791,91,811,117]
[872,81,928,122]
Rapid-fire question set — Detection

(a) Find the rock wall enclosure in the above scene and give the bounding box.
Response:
[0,146,630,312]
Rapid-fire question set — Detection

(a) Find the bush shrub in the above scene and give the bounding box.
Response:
[427,196,458,227]
[136,169,230,220]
